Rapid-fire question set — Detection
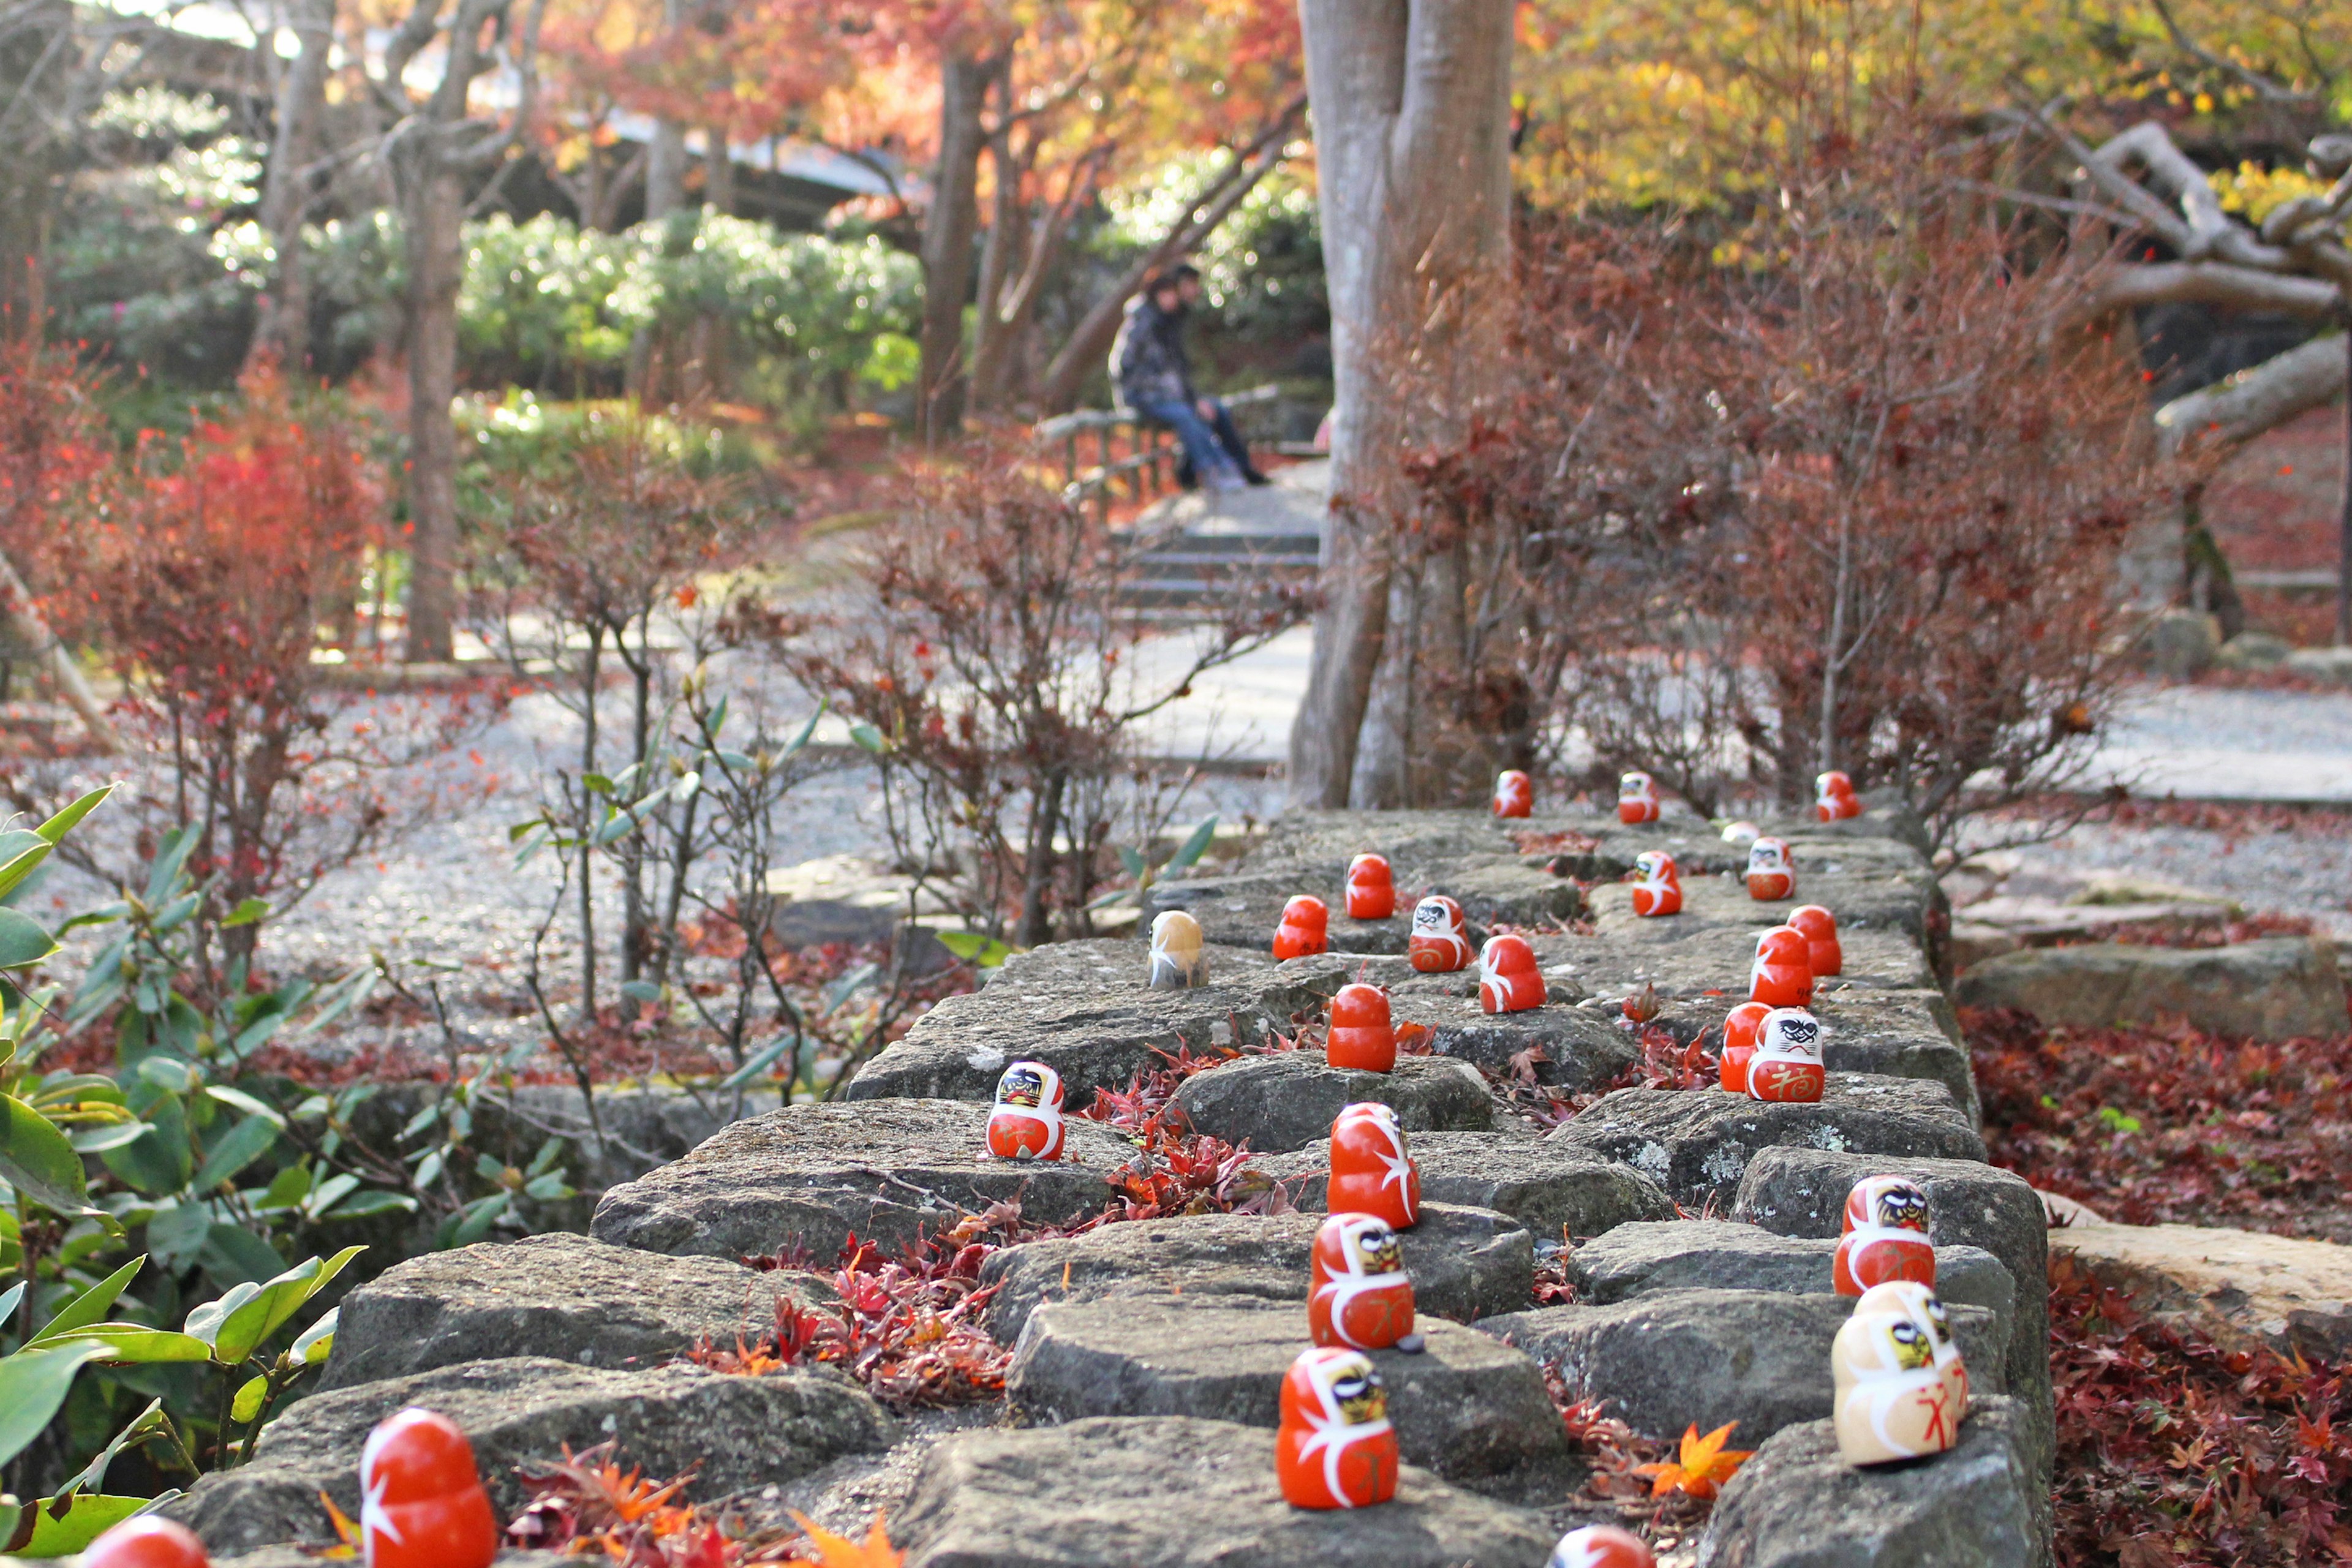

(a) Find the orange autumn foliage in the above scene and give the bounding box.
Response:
[1634,1421,1754,1500]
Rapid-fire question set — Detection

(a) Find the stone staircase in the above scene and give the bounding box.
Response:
[1118,459,1327,614]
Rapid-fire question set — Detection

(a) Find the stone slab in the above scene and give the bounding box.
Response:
[1145,854,1582,955]
[320,1231,835,1391]
[1248,1130,1678,1245]
[164,1357,893,1555]
[1564,1219,2015,1332]
[891,1415,1559,1567]
[1171,1050,1498,1153]
[979,1202,1534,1341]
[1550,1079,1985,1207]
[1954,936,2348,1042]
[589,1099,1136,1263]
[1477,1286,2007,1450]
[846,939,1346,1106]
[2049,1218,2352,1360]
[1695,1396,2037,1568]
[1005,1297,1572,1499]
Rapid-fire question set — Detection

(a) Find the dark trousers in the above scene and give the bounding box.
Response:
[1132,397,1254,487]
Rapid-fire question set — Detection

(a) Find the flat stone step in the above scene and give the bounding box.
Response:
[978,1202,1534,1342]
[589,1099,1137,1262]
[1250,1130,1677,1246]
[1477,1286,2007,1451]
[1564,1219,2013,1332]
[891,1415,1559,1566]
[1147,855,1583,954]
[2048,1216,2352,1360]
[1171,1050,1499,1153]
[1004,1300,1574,1500]
[1953,935,2346,1042]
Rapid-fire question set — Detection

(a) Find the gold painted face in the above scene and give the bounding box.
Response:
[998,1066,1044,1110]
[1876,1185,1929,1232]
[1328,1361,1387,1426]
[1351,1221,1403,1276]
[1887,1317,1934,1372]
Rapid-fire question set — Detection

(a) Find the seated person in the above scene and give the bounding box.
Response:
[1109,262,1268,491]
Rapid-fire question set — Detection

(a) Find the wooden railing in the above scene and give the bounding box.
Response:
[1038,383,1283,521]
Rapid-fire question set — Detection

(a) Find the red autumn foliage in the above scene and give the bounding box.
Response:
[505,1441,736,1565]
[1967,1006,2352,1245]
[0,335,115,647]
[2048,1254,2352,1567]
[1485,1019,1716,1135]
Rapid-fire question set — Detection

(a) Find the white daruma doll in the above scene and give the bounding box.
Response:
[1746,836,1796,900]
[1493,769,1534,818]
[1148,908,1208,990]
[1746,1007,1825,1102]
[1617,771,1661,824]
[1836,1175,1936,1296]
[987,1060,1066,1160]
[1629,850,1682,916]
[1832,1280,1969,1466]
[1308,1212,1415,1351]
[1408,894,1472,973]
[1276,1346,1399,1509]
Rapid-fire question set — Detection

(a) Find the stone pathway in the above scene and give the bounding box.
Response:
[160,804,2052,1567]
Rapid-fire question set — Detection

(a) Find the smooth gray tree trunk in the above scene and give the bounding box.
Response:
[401,162,463,662]
[1288,0,1515,809]
[916,51,997,442]
[247,0,335,373]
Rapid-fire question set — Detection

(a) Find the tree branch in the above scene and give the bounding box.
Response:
[2153,331,2348,452]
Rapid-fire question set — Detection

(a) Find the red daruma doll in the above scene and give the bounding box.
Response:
[1749,925,1815,1008]
[1309,1212,1415,1351]
[1478,934,1545,1014]
[1345,853,1395,920]
[1746,837,1795,901]
[987,1060,1065,1161]
[1329,1102,1419,1229]
[1272,894,1329,959]
[360,1408,499,1568]
[1407,894,1472,973]
[1548,1526,1657,1568]
[1788,903,1842,977]
[1326,983,1396,1073]
[1719,1000,1771,1094]
[1276,1346,1399,1509]
[82,1520,211,1568]
[1815,769,1864,821]
[1836,1175,1937,1296]
[1617,771,1661,824]
[1493,769,1533,818]
[1746,1007,1825,1103]
[1629,850,1681,916]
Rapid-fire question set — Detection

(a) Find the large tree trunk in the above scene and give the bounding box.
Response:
[1286,0,1515,809]
[703,127,734,215]
[246,0,335,373]
[916,50,997,442]
[401,162,464,663]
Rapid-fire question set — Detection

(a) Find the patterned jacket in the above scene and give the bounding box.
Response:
[1109,295,1194,409]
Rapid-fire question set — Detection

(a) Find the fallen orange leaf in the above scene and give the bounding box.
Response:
[307,1490,361,1558]
[791,1509,906,1567]
[1632,1420,1754,1499]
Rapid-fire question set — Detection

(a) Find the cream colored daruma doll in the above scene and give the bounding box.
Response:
[1629,850,1682,917]
[1833,1280,1969,1466]
[1617,770,1661,824]
[1745,835,1796,900]
[1276,1347,1399,1509]
[1493,768,1534,818]
[986,1060,1065,1161]
[1548,1525,1656,1568]
[1408,894,1472,973]
[1148,909,1208,990]
[1746,1006,1825,1102]
[1836,1175,1937,1296]
[1308,1212,1415,1351]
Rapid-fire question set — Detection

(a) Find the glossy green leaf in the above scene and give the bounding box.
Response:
[257,1164,313,1210]
[618,981,662,1004]
[717,1035,793,1089]
[142,1202,208,1270]
[195,1223,284,1287]
[0,839,52,905]
[230,1373,268,1423]
[292,1306,337,1365]
[0,1093,88,1213]
[450,1193,509,1247]
[0,1280,24,1322]
[0,910,58,970]
[315,1189,412,1220]
[28,1257,143,1346]
[42,1396,170,1505]
[846,722,886,754]
[36,1325,211,1365]
[219,898,270,929]
[36,786,113,847]
[66,1120,147,1154]
[143,827,198,906]
[0,1344,108,1468]
[100,1095,190,1197]
[203,1086,285,1129]
[191,1114,279,1192]
[196,1246,363,1364]
[1167,815,1221,873]
[17,1491,155,1555]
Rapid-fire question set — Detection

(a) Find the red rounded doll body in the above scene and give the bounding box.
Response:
[1787,904,1842,978]
[1478,934,1545,1014]
[1549,1525,1657,1568]
[1272,894,1329,959]
[1746,1007,1826,1103]
[1749,925,1815,1008]
[1815,769,1864,821]
[1325,983,1397,1073]
[1719,1000,1771,1094]
[1277,1346,1398,1509]
[1616,771,1661,825]
[1329,1101,1419,1229]
[1835,1174,1937,1295]
[1407,895,1472,973]
[1345,854,1396,921]
[360,1408,499,1568]
[1628,850,1681,917]
[82,1520,211,1568]
[1493,769,1533,818]
[1746,837,1796,901]
[987,1060,1066,1161]
[1309,1212,1415,1351]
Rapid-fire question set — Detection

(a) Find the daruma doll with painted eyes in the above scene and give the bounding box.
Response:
[1833,1281,1968,1466]
[1836,1175,1936,1296]
[1276,1346,1398,1509]
[1408,895,1472,973]
[1309,1212,1415,1351]
[987,1060,1066,1161]
[1746,837,1795,901]
[1629,850,1681,916]
[1617,771,1660,824]
[1746,1008,1825,1103]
